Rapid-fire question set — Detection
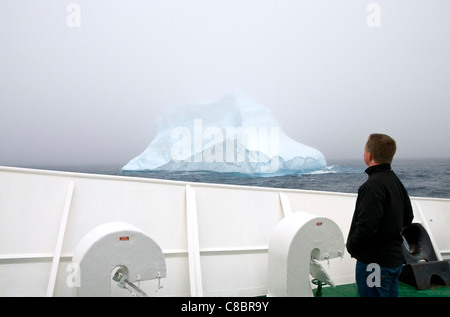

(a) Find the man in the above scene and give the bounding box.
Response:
[346,133,414,297]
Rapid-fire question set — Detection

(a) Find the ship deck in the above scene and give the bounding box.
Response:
[315,282,450,297]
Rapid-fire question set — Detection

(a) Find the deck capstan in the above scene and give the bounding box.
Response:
[267,211,345,296]
[71,222,166,296]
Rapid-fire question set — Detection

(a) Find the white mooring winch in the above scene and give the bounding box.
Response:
[267,211,345,297]
[72,222,166,297]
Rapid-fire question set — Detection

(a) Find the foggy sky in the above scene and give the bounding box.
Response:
[1,1,449,168]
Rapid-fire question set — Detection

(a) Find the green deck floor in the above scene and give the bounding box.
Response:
[314,282,450,297]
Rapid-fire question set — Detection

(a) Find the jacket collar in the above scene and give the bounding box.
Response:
[365,163,391,176]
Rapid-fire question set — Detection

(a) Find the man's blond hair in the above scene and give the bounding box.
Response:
[365,133,397,164]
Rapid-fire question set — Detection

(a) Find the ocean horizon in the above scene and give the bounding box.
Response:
[11,157,450,199]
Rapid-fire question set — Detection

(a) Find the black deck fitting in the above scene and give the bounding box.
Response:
[400,223,450,290]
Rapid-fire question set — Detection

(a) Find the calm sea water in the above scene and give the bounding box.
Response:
[35,158,450,199]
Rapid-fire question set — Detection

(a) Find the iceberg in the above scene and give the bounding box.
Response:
[122,92,326,175]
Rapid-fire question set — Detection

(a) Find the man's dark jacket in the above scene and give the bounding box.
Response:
[346,164,414,267]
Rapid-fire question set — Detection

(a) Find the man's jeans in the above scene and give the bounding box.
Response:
[355,261,403,297]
